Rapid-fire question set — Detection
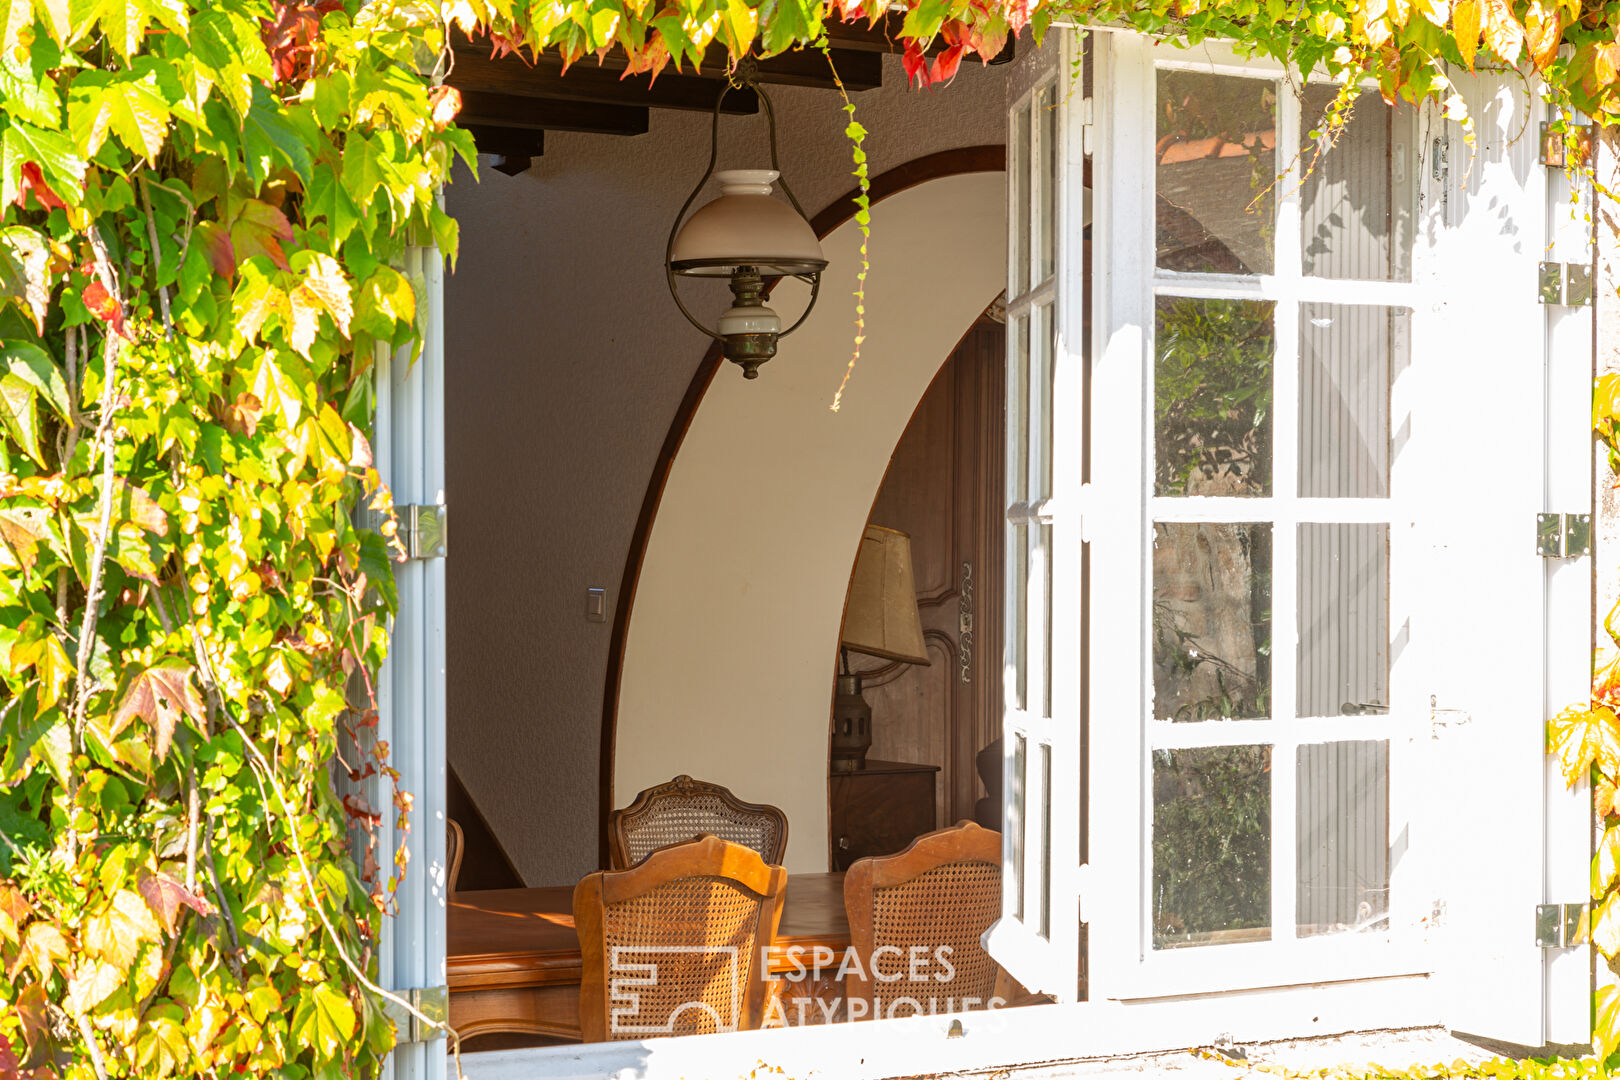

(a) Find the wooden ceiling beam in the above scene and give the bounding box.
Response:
[456,91,650,136]
[448,51,759,114]
[465,124,545,171]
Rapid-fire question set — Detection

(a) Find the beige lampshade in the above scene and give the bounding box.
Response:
[841,524,930,665]
[669,170,828,278]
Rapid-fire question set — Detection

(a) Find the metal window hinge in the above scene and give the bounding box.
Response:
[1539,262,1594,306]
[384,985,448,1044]
[1080,97,1095,157]
[365,503,448,560]
[1540,122,1594,169]
[1536,903,1590,948]
[1536,512,1592,558]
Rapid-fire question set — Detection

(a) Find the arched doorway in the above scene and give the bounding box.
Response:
[609,164,1006,870]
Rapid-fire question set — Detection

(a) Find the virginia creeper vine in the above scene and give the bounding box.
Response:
[2,0,1620,1076]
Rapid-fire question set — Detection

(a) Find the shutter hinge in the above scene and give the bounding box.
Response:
[1080,97,1094,156]
[1535,512,1592,558]
[1539,261,1594,306]
[1540,122,1594,169]
[384,985,449,1044]
[401,503,447,560]
[1535,903,1589,948]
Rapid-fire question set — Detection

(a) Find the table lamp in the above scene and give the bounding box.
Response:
[832,524,931,772]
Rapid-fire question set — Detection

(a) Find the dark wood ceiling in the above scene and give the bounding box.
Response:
[446,17,1010,173]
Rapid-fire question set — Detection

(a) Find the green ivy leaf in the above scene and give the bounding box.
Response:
[0,117,85,208]
[2,341,69,420]
[243,82,313,187]
[292,981,356,1061]
[67,68,173,163]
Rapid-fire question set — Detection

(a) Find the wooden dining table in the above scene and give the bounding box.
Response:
[447,872,850,1040]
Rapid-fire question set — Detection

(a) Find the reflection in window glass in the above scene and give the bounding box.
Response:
[1012,734,1027,920]
[1040,743,1052,937]
[1155,297,1275,497]
[1014,103,1031,297]
[1156,71,1277,275]
[1039,83,1058,285]
[1300,304,1399,498]
[1298,524,1388,718]
[1297,740,1389,937]
[1153,745,1272,948]
[1015,315,1031,501]
[1300,87,1413,282]
[1153,523,1272,722]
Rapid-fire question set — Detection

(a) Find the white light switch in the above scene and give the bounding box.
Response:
[586,588,607,622]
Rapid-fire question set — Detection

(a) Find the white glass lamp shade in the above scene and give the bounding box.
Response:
[669,169,828,277]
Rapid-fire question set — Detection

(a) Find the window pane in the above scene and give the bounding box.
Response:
[1041,522,1053,719]
[1155,297,1275,497]
[1014,314,1031,502]
[1036,303,1053,499]
[1300,87,1414,282]
[1297,524,1389,718]
[1299,303,1399,498]
[1012,734,1027,921]
[1153,523,1272,722]
[1153,745,1273,948]
[1156,71,1277,275]
[1013,523,1028,711]
[1297,740,1389,937]
[1014,103,1031,298]
[1039,742,1052,938]
[1039,83,1058,285]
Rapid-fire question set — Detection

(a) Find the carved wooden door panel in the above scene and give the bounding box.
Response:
[853,315,1006,831]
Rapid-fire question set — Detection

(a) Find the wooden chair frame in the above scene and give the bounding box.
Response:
[607,774,789,869]
[574,835,788,1042]
[842,819,1002,1019]
[446,818,464,896]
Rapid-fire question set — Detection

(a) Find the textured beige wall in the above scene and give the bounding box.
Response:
[616,172,1006,872]
[444,53,1010,886]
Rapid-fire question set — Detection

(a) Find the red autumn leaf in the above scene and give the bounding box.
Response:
[111,660,206,762]
[81,280,128,339]
[13,163,65,212]
[260,0,340,83]
[928,42,967,85]
[136,869,215,936]
[0,1032,17,1077]
[428,85,462,130]
[227,199,294,271]
[193,220,236,281]
[902,40,928,86]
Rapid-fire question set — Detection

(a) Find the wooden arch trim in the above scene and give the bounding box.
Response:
[597,144,1008,866]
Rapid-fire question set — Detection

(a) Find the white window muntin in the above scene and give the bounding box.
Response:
[1105,33,1432,996]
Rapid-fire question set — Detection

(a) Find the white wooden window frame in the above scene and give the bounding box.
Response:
[435,28,1591,1080]
[1090,33,1441,1001]
[985,26,1087,1002]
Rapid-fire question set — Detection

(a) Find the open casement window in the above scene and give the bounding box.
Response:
[987,26,1087,1002]
[1085,30,1591,1046]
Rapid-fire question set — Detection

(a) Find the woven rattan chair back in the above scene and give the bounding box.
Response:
[575,835,788,1042]
[446,818,464,895]
[608,775,788,869]
[843,820,1002,1020]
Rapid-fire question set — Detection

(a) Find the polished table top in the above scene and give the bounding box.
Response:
[447,871,850,991]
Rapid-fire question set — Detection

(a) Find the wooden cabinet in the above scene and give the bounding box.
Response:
[828,761,939,871]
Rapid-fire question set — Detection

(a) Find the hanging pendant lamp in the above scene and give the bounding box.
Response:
[665,61,828,379]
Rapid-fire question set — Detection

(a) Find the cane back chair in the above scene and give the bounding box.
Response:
[608,774,788,869]
[574,835,788,1042]
[843,820,1002,1020]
